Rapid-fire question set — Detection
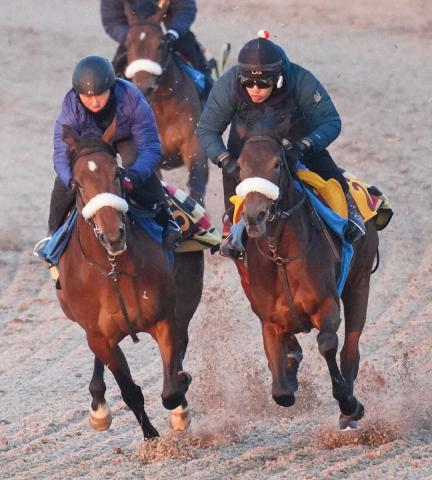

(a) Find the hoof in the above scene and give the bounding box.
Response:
[169,404,191,431]
[89,403,112,432]
[272,393,296,407]
[339,399,364,430]
[339,416,360,431]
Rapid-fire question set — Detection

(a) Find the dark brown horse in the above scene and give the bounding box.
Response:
[233,120,379,429]
[117,0,208,205]
[57,127,203,438]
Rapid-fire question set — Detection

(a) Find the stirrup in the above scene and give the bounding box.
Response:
[163,219,182,249]
[33,236,52,261]
[345,219,365,243]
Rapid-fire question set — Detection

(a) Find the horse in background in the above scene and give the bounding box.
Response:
[57,127,203,438]
[116,0,208,205]
[233,118,379,429]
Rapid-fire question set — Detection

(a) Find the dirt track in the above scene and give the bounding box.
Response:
[1,1,432,478]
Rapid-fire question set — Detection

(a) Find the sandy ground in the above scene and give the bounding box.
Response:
[1,1,432,478]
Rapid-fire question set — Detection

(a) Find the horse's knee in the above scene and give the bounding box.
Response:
[317,331,338,356]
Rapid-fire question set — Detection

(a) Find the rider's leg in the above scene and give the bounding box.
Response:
[48,176,76,235]
[137,173,182,249]
[301,149,365,242]
[173,31,214,99]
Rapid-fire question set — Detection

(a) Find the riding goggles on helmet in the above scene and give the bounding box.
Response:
[239,74,276,89]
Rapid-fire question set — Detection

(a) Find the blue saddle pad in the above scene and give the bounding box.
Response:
[42,205,173,268]
[173,55,205,94]
[294,180,353,295]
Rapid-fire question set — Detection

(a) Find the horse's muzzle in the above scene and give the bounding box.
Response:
[100,226,127,257]
[243,210,269,238]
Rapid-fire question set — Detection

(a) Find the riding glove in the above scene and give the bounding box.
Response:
[218,154,239,176]
[164,30,178,50]
[121,169,142,192]
[283,140,311,166]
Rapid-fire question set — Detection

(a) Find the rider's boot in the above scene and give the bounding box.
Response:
[345,192,366,243]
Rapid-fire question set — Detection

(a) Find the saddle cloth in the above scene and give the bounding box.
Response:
[40,184,221,266]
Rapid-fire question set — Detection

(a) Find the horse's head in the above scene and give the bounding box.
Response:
[123,0,171,95]
[235,116,296,238]
[63,126,128,256]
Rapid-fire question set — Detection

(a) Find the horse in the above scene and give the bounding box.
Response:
[115,0,208,205]
[57,126,203,439]
[232,119,379,430]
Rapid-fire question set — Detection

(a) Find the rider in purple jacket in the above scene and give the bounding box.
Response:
[101,0,213,96]
[47,55,181,247]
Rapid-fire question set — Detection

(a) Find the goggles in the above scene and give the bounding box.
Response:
[239,74,276,89]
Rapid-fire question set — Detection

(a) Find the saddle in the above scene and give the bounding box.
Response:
[230,168,393,230]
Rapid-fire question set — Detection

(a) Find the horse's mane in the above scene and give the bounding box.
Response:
[71,133,117,163]
[125,0,159,17]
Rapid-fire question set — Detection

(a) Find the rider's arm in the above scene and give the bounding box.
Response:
[196,68,238,165]
[293,65,341,152]
[100,0,130,44]
[167,0,197,36]
[127,85,162,180]
[53,93,81,188]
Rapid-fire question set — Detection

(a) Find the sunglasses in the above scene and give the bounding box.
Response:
[239,75,275,89]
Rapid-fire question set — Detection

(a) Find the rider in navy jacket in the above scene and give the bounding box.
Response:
[101,0,212,96]
[47,55,180,247]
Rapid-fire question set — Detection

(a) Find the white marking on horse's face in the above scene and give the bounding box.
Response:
[88,161,97,172]
[139,32,146,41]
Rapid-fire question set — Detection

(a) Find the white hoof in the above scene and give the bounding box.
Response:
[169,405,191,431]
[89,403,112,432]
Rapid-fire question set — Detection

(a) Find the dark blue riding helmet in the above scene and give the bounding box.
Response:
[238,35,282,80]
[72,56,116,95]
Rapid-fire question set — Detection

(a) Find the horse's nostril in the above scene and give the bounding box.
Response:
[257,211,267,223]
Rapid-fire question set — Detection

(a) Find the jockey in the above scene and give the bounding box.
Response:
[44,55,181,251]
[101,0,214,98]
[197,32,365,258]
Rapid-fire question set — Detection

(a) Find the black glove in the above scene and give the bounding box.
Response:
[120,169,142,193]
[283,141,309,166]
[218,154,239,176]
[163,32,178,51]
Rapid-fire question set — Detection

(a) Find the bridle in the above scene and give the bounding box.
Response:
[125,20,174,100]
[72,145,140,343]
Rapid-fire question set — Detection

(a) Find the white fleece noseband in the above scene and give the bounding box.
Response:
[236,177,280,200]
[82,193,129,220]
[125,59,163,78]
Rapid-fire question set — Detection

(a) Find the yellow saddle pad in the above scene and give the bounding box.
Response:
[230,170,378,225]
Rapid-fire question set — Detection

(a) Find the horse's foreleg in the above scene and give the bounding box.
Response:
[284,334,303,392]
[262,322,297,407]
[87,335,159,439]
[150,319,191,412]
[88,356,112,431]
[181,140,208,206]
[316,312,363,429]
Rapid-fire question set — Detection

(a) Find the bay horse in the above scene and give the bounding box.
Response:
[233,119,379,429]
[57,126,203,439]
[118,0,208,205]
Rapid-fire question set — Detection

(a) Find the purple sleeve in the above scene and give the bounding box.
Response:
[128,89,162,179]
[100,0,130,44]
[53,97,80,187]
[168,0,197,35]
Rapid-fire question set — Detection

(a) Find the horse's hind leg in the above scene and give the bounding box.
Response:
[149,318,192,412]
[87,335,159,439]
[88,356,112,431]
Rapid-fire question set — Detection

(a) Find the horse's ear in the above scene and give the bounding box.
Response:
[235,119,248,143]
[123,1,135,24]
[157,0,170,16]
[62,125,79,158]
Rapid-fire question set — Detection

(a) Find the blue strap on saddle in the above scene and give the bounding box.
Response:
[43,209,78,265]
[294,181,353,295]
[173,55,205,94]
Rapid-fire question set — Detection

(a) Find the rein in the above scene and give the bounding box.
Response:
[73,144,140,343]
